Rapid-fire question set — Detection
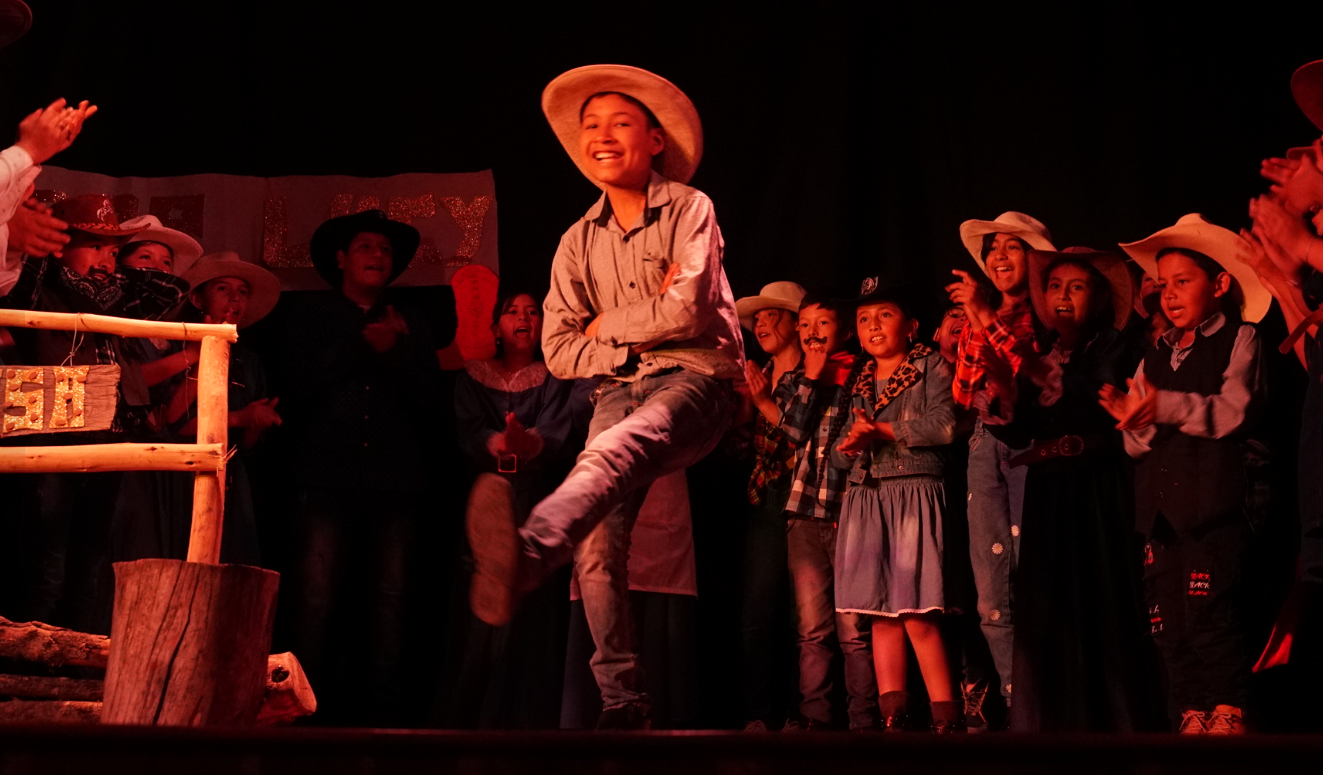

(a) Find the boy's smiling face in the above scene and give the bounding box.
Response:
[798,303,848,355]
[1156,251,1230,330]
[578,93,664,190]
[61,232,122,279]
[337,231,394,293]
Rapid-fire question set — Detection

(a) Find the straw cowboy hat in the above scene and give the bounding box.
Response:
[1028,247,1133,331]
[542,64,703,187]
[1119,214,1271,324]
[51,194,146,237]
[734,281,807,330]
[182,251,281,328]
[119,214,203,274]
[309,209,420,289]
[0,1,30,50]
[1292,59,1323,132]
[958,211,1056,274]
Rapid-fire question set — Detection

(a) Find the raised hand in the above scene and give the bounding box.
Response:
[945,269,993,329]
[1251,195,1322,271]
[1098,375,1156,430]
[16,99,98,164]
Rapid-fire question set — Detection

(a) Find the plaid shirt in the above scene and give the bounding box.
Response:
[746,361,800,506]
[779,354,854,521]
[952,300,1037,412]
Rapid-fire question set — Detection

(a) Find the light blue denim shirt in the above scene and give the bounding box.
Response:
[832,351,956,483]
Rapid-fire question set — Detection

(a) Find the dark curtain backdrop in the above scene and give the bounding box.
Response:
[4,2,1320,301]
[1,1,1319,728]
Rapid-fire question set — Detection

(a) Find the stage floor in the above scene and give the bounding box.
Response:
[3,726,1323,775]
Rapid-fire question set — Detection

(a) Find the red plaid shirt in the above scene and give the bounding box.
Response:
[952,301,1037,410]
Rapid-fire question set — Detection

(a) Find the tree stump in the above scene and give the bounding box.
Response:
[101,559,279,726]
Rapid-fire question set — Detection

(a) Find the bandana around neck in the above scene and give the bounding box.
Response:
[853,343,933,416]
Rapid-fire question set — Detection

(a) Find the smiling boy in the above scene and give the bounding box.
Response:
[775,295,878,730]
[1107,215,1270,735]
[465,66,742,729]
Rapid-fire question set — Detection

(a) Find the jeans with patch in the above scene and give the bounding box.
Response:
[966,421,1027,700]
[787,517,878,729]
[519,370,733,711]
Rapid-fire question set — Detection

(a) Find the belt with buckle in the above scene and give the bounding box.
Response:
[1008,435,1089,468]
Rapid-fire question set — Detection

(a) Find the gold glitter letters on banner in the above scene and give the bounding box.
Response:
[3,368,44,433]
[262,197,312,269]
[440,196,493,262]
[149,195,205,238]
[49,366,89,429]
[387,194,436,224]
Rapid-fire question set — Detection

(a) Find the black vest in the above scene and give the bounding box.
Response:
[1134,321,1250,535]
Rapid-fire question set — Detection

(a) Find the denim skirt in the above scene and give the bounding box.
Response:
[834,475,948,617]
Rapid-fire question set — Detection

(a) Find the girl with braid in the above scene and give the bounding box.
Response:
[828,280,960,732]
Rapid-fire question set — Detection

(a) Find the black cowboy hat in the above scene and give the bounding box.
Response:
[309,209,421,289]
[840,277,937,327]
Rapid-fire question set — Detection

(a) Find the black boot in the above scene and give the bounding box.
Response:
[878,691,909,732]
[930,700,966,734]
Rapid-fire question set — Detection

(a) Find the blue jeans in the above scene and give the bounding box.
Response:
[787,518,878,729]
[519,370,733,711]
[966,421,1027,701]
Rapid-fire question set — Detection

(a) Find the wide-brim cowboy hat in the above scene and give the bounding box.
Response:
[959,211,1056,273]
[1292,60,1323,132]
[0,1,30,50]
[735,281,807,330]
[542,64,703,188]
[1028,247,1133,331]
[182,251,281,328]
[119,214,204,274]
[309,209,420,289]
[1119,213,1271,324]
[52,194,146,237]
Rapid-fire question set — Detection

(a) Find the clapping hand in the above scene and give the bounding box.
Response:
[8,196,70,257]
[363,305,409,353]
[837,407,893,455]
[1098,375,1157,431]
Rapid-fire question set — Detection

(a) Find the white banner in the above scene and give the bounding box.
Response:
[33,166,498,290]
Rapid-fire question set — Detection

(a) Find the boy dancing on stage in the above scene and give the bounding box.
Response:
[466,65,743,729]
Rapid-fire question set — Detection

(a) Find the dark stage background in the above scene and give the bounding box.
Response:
[2,1,1321,729]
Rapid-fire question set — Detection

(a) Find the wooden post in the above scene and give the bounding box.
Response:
[101,559,278,726]
[187,335,229,565]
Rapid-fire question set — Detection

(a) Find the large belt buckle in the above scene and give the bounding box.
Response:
[1058,435,1085,457]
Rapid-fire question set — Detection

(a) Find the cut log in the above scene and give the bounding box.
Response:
[0,699,101,724]
[256,652,317,727]
[0,674,103,701]
[0,442,226,474]
[0,617,110,668]
[102,559,279,727]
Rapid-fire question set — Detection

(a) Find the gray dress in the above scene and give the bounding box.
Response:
[833,349,956,617]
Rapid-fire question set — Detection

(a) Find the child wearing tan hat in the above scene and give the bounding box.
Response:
[466,65,743,730]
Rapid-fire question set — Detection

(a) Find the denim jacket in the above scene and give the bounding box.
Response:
[832,351,955,483]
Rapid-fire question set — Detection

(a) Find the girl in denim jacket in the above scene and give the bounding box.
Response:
[826,280,959,732]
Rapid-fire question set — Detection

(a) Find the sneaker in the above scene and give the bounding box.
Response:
[963,684,988,733]
[1178,709,1207,735]
[597,702,651,730]
[1206,705,1246,736]
[742,719,770,733]
[466,474,519,626]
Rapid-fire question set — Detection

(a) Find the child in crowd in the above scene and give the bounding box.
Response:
[943,212,1054,726]
[0,193,187,632]
[736,281,806,731]
[1104,216,1271,734]
[108,215,203,583]
[778,295,877,730]
[987,247,1149,732]
[156,252,282,565]
[830,280,959,731]
[446,289,589,729]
